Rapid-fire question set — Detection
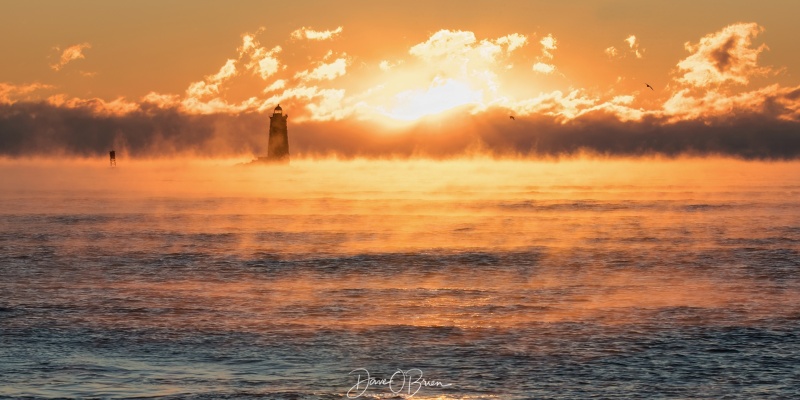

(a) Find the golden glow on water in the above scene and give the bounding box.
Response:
[84,266,796,332]
[2,156,800,398]
[3,156,799,202]
[3,156,798,331]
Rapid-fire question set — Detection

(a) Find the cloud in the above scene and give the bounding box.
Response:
[3,101,800,160]
[532,62,555,74]
[239,33,259,54]
[676,22,769,87]
[663,84,800,122]
[239,33,283,80]
[304,89,349,121]
[408,29,525,63]
[507,90,597,120]
[577,95,645,122]
[0,82,54,104]
[0,102,266,157]
[625,35,643,58]
[185,59,238,99]
[142,91,181,107]
[291,26,343,41]
[214,60,238,81]
[180,96,260,115]
[408,29,529,80]
[4,24,799,160]
[532,34,558,73]
[133,27,356,119]
[604,36,643,59]
[495,33,528,53]
[51,43,91,71]
[252,46,282,79]
[539,34,557,59]
[161,31,286,114]
[409,29,477,61]
[294,58,348,81]
[400,29,530,117]
[176,58,269,115]
[379,60,395,71]
[46,95,140,116]
[259,85,357,121]
[466,109,800,160]
[263,79,287,93]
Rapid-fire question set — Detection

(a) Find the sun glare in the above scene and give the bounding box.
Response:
[381,77,483,121]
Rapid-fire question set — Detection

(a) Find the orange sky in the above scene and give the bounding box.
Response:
[1,0,799,158]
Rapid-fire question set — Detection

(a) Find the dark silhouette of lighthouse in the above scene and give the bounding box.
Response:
[266,104,289,162]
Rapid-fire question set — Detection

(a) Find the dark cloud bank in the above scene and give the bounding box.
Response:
[1,101,799,159]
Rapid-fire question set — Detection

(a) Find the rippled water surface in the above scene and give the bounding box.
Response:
[1,158,799,399]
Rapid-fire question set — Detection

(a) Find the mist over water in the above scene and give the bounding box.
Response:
[1,157,800,399]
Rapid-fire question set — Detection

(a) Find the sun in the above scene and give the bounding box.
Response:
[379,77,484,121]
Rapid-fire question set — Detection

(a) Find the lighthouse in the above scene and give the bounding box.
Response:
[267,104,289,162]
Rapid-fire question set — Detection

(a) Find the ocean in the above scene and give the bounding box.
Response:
[1,158,799,399]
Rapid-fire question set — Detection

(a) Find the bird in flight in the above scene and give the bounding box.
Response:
[645,83,654,91]
[509,115,515,120]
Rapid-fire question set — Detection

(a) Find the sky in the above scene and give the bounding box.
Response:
[1,0,799,159]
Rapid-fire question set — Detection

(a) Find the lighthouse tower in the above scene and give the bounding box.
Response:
[267,104,289,162]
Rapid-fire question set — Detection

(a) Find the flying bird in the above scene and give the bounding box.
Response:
[645,83,654,91]
[509,115,515,120]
